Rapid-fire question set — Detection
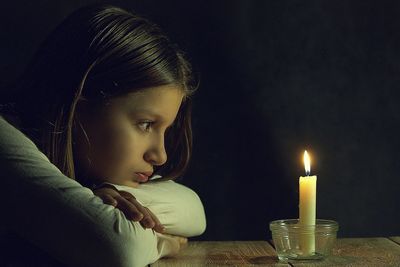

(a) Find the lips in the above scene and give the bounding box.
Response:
[135,172,152,182]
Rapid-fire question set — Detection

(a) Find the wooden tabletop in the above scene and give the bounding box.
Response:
[150,237,400,266]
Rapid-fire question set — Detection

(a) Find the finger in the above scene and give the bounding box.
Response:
[100,194,118,206]
[118,192,156,228]
[156,233,181,257]
[145,207,165,233]
[133,204,155,229]
[119,191,137,201]
[177,236,188,250]
[114,195,143,221]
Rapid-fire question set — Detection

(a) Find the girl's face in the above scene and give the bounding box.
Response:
[74,85,184,188]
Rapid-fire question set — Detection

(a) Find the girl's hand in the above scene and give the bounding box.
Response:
[156,233,188,257]
[164,233,188,248]
[93,185,165,233]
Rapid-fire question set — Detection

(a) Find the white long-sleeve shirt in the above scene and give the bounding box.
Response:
[0,115,206,267]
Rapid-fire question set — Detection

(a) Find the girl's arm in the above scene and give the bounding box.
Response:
[0,116,174,267]
[110,180,207,238]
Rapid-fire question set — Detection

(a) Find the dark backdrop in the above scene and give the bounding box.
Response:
[1,0,400,241]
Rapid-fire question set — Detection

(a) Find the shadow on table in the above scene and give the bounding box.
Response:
[248,255,281,264]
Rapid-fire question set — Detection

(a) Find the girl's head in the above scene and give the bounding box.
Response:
[13,4,197,186]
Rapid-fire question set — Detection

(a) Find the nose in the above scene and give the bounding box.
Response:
[144,133,167,166]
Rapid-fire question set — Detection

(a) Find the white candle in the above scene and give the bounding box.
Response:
[299,150,317,255]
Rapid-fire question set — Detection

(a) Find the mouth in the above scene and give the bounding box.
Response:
[135,172,152,182]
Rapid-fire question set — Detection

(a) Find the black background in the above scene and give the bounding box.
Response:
[1,0,400,241]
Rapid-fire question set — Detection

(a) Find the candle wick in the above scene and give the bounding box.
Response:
[306,171,310,176]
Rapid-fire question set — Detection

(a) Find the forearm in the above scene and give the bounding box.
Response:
[4,184,160,267]
[157,183,207,237]
[111,180,207,238]
[0,116,163,267]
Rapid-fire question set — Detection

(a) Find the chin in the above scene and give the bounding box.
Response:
[128,180,141,188]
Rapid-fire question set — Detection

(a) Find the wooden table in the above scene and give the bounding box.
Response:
[150,237,400,266]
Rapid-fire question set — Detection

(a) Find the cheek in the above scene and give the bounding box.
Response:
[95,129,134,163]
[90,127,144,173]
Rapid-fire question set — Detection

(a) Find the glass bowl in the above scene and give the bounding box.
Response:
[269,219,339,261]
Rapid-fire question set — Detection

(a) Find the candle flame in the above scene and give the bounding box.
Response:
[304,150,311,176]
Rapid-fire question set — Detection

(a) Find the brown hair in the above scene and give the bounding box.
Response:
[10,4,198,184]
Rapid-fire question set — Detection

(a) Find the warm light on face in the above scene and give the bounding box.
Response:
[304,150,311,176]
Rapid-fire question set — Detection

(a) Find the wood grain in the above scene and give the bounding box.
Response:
[151,238,400,266]
[290,238,400,266]
[150,241,288,267]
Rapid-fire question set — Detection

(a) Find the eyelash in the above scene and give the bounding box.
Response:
[137,121,154,132]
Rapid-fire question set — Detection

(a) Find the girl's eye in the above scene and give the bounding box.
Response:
[137,121,154,132]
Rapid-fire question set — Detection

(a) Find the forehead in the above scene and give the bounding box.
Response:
[108,85,184,118]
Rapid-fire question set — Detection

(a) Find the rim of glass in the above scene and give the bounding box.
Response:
[269,219,339,231]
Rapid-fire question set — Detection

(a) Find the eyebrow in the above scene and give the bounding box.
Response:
[130,109,175,127]
[130,108,166,118]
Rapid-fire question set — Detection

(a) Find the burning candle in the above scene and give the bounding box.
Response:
[299,150,317,255]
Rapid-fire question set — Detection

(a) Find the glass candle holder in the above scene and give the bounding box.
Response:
[269,219,339,261]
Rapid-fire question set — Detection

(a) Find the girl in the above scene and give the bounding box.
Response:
[0,4,206,267]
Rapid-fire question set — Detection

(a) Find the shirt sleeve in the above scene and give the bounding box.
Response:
[0,116,169,267]
[110,180,207,238]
